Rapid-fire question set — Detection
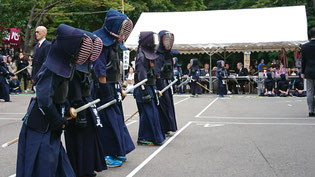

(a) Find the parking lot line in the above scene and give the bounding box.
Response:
[197,116,311,120]
[0,118,22,120]
[126,121,193,177]
[174,97,190,105]
[195,97,218,118]
[192,121,315,126]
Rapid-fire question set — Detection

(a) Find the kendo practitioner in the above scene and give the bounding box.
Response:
[173,57,183,93]
[64,31,107,177]
[216,60,228,97]
[134,31,165,146]
[293,72,307,97]
[0,56,14,102]
[155,30,177,135]
[277,74,290,97]
[189,58,201,97]
[93,9,135,167]
[260,72,276,97]
[16,24,94,177]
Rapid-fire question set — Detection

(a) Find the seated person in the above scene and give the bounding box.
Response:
[260,72,275,97]
[277,74,290,97]
[292,72,306,97]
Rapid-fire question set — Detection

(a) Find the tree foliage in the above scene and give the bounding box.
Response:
[0,0,315,67]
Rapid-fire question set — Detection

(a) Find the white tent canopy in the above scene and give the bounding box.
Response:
[125,6,309,54]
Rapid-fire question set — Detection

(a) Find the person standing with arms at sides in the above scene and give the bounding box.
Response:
[236,62,248,94]
[125,66,135,93]
[216,60,228,97]
[32,26,51,82]
[93,9,135,167]
[301,27,315,117]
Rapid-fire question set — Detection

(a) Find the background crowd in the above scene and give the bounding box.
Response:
[0,45,33,94]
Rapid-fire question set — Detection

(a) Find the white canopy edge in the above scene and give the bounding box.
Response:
[125,6,309,54]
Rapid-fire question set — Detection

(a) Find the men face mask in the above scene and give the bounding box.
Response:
[89,36,103,61]
[76,36,93,65]
[110,19,133,42]
[162,32,174,51]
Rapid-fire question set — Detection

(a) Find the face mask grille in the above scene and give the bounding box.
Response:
[90,37,103,61]
[76,36,93,65]
[162,32,174,51]
[110,19,133,42]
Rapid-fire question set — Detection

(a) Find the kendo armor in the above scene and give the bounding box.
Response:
[106,43,121,83]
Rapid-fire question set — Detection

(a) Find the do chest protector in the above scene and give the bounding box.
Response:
[106,44,121,83]
[147,60,156,86]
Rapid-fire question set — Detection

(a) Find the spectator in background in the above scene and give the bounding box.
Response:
[6,56,17,73]
[258,59,265,72]
[6,56,20,94]
[277,74,290,97]
[125,66,135,93]
[270,59,279,69]
[301,27,315,117]
[16,52,29,93]
[249,65,256,75]
[3,44,9,56]
[200,63,210,93]
[293,72,306,97]
[10,46,15,58]
[236,62,248,94]
[32,26,51,81]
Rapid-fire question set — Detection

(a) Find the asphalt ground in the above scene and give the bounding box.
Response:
[1,93,315,177]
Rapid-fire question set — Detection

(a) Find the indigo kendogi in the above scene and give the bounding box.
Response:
[293,72,307,97]
[64,31,107,177]
[134,31,165,146]
[277,74,290,97]
[155,30,177,135]
[260,72,276,96]
[216,60,228,97]
[93,9,134,167]
[16,24,92,177]
[189,58,201,97]
[0,56,14,102]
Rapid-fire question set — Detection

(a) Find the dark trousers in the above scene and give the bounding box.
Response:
[18,73,28,91]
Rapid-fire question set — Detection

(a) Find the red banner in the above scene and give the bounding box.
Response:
[2,28,21,47]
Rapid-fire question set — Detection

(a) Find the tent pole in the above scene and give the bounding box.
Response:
[209,53,212,92]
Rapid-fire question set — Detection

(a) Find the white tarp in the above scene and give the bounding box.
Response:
[125,6,309,54]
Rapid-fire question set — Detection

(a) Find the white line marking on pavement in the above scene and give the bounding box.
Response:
[288,104,292,107]
[8,174,16,177]
[126,121,193,177]
[203,123,225,128]
[126,120,137,126]
[0,113,25,115]
[0,118,22,120]
[192,121,315,126]
[173,95,191,97]
[197,116,311,120]
[195,97,218,118]
[174,97,190,105]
